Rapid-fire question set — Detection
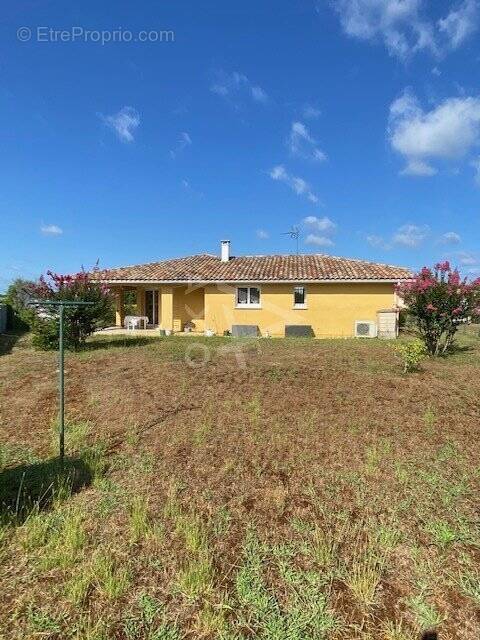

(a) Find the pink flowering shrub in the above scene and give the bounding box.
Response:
[396,262,480,356]
[28,269,113,350]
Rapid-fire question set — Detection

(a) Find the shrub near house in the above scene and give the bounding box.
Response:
[8,270,114,351]
[31,271,114,350]
[397,262,480,356]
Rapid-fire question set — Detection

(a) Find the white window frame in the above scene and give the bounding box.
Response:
[236,286,262,309]
[293,285,307,309]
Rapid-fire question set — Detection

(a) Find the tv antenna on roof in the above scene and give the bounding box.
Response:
[282,225,300,255]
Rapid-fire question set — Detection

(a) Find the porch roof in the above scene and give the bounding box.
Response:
[92,253,412,284]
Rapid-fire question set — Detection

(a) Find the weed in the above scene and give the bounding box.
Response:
[234,528,337,638]
[126,423,141,448]
[376,524,403,551]
[407,593,443,629]
[128,495,151,543]
[194,603,228,637]
[71,614,111,640]
[382,619,416,640]
[459,570,480,605]
[177,553,214,599]
[26,604,63,633]
[310,525,338,571]
[212,505,232,536]
[343,535,386,608]
[192,420,211,446]
[65,563,93,606]
[91,550,131,599]
[246,395,262,425]
[423,407,436,435]
[123,593,182,640]
[424,520,457,548]
[19,508,54,551]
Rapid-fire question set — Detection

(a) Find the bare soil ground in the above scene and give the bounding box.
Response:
[0,330,479,639]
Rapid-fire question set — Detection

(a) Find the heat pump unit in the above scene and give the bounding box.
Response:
[355,321,377,338]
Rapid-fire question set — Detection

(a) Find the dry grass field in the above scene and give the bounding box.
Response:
[0,329,479,639]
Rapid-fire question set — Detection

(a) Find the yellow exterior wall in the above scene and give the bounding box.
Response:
[160,287,174,330]
[172,285,205,332]
[113,282,395,337]
[114,287,125,326]
[204,283,395,338]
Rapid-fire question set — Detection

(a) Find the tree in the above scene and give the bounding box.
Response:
[396,262,480,356]
[29,270,114,350]
[4,279,37,331]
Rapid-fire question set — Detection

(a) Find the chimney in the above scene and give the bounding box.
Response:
[221,240,231,262]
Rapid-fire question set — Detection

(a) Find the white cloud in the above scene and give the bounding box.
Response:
[388,89,480,177]
[303,215,336,233]
[432,66,441,76]
[438,0,479,49]
[331,0,479,59]
[366,234,389,249]
[210,71,268,107]
[303,216,336,247]
[305,234,334,247]
[269,165,320,203]
[41,224,63,236]
[367,223,429,249]
[100,106,140,143]
[440,231,461,244]
[170,132,192,159]
[288,121,327,162]
[393,223,429,247]
[471,156,480,185]
[256,229,269,239]
[251,85,268,104]
[401,159,438,176]
[303,104,321,119]
[457,250,478,265]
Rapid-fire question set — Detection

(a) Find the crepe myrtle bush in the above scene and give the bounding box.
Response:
[29,270,114,351]
[396,261,480,356]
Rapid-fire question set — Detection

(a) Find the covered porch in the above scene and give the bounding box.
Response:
[111,284,206,334]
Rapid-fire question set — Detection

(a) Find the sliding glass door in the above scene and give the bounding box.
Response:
[144,290,159,327]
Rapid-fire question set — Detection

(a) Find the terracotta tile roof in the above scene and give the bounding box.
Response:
[92,254,412,282]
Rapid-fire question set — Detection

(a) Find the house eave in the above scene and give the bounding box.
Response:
[100,278,408,285]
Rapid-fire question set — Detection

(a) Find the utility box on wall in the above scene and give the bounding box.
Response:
[377,309,399,339]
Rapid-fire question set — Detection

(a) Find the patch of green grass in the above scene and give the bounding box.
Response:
[423,407,436,435]
[212,505,232,537]
[406,593,444,630]
[424,520,457,548]
[381,619,416,640]
[192,420,211,446]
[40,507,87,570]
[91,549,131,599]
[69,614,112,640]
[342,535,386,608]
[309,525,338,573]
[25,605,64,634]
[234,528,338,639]
[176,553,214,600]
[459,570,480,605]
[123,593,182,640]
[0,443,40,470]
[172,511,215,600]
[128,495,152,543]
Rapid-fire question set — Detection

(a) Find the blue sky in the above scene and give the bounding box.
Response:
[2,0,480,289]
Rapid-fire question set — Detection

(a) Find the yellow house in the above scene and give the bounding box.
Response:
[94,241,411,339]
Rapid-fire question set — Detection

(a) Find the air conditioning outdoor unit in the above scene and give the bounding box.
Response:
[355,320,377,338]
